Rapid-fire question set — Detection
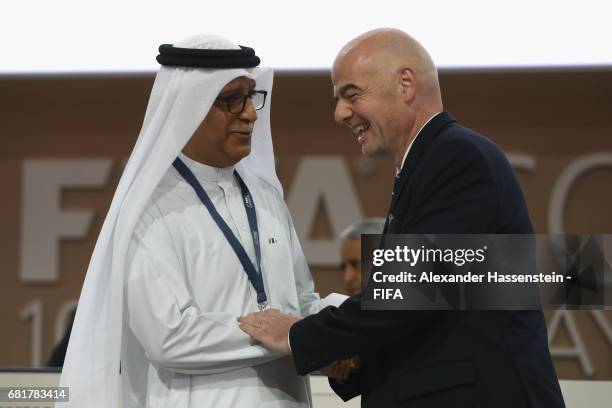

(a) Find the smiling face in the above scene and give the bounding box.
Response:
[332,49,408,160]
[331,29,444,167]
[183,76,258,167]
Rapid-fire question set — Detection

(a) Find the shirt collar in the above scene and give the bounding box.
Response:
[396,112,442,175]
[178,152,236,183]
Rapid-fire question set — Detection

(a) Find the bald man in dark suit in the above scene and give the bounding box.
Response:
[241,28,565,408]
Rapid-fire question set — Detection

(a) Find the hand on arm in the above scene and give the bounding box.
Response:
[238,308,301,354]
[239,308,364,381]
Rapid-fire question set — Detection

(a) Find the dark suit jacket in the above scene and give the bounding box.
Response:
[289,113,565,407]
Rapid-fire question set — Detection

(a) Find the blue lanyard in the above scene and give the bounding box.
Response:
[172,157,267,309]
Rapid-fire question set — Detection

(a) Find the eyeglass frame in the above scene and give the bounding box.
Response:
[214,90,268,115]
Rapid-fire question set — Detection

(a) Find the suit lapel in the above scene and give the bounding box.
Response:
[384,112,456,231]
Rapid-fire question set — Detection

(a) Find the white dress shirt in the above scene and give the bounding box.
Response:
[397,112,442,174]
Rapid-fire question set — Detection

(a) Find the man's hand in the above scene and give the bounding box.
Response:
[320,356,360,381]
[239,308,301,354]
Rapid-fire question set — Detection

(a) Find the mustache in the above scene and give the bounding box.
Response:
[229,127,254,134]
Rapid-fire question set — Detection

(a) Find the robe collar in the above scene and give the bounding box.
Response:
[178,152,236,183]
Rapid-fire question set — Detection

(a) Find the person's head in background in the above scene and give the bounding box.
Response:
[338,218,386,295]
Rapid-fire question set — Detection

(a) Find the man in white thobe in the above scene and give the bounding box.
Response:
[58,35,341,408]
[123,151,322,407]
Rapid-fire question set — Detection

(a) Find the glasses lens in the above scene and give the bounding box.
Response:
[252,91,265,111]
[220,91,266,114]
[228,95,245,114]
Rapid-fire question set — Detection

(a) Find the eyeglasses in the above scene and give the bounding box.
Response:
[215,90,267,115]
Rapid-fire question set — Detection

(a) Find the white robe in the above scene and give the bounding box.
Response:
[122,154,323,408]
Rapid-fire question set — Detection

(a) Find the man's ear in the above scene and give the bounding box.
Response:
[398,66,416,103]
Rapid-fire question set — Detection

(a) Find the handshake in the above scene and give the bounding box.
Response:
[239,308,361,381]
[320,355,361,381]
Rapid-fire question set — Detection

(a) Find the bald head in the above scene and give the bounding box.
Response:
[334,28,440,106]
[332,28,443,166]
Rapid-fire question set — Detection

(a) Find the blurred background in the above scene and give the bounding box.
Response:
[1,0,610,383]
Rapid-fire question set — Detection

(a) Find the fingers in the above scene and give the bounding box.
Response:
[321,359,354,381]
[238,313,266,335]
[329,362,348,381]
[320,361,342,380]
[238,319,265,340]
[336,359,352,380]
[238,309,295,354]
[320,365,334,377]
[239,309,283,326]
[239,311,265,326]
